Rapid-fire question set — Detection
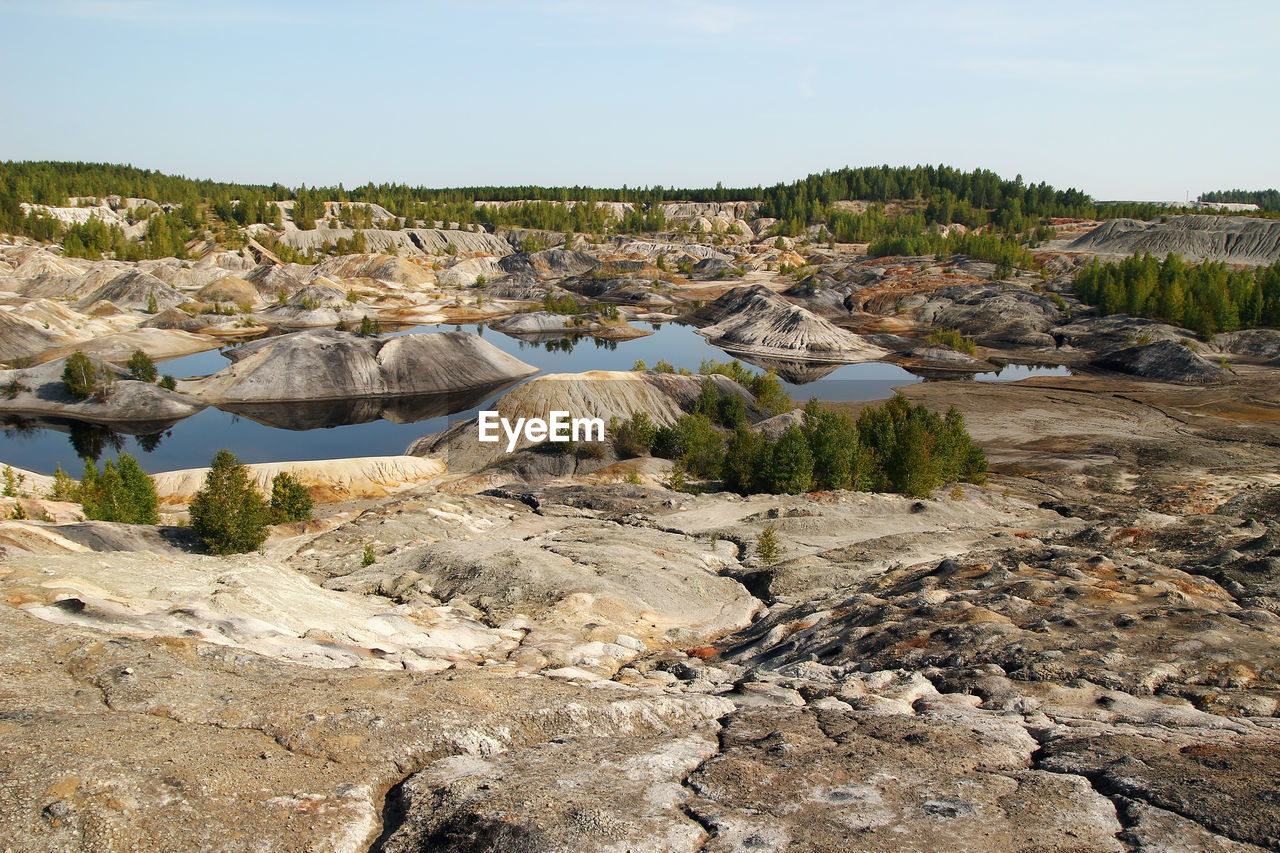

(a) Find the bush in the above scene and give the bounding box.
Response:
[45,464,80,502]
[62,351,98,400]
[80,454,158,524]
[2,465,25,498]
[189,450,270,554]
[612,412,658,458]
[362,545,376,567]
[925,328,977,356]
[1,379,29,400]
[268,471,313,523]
[158,375,177,391]
[126,349,158,383]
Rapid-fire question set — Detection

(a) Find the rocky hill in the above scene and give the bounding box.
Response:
[1069,214,1280,264]
[695,284,889,363]
[186,330,538,404]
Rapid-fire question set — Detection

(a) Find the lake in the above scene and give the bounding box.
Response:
[0,323,1070,475]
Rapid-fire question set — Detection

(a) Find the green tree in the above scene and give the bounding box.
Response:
[62,351,98,400]
[126,349,158,383]
[755,526,785,564]
[189,450,270,555]
[80,454,158,524]
[722,426,768,494]
[116,454,159,524]
[765,424,814,494]
[269,472,313,523]
[2,465,25,498]
[45,464,80,502]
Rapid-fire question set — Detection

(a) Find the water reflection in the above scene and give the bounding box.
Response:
[2,415,169,464]
[216,378,524,431]
[4,323,1074,475]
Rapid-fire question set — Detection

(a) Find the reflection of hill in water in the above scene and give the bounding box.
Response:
[215,377,524,431]
[728,354,844,384]
[500,332,618,353]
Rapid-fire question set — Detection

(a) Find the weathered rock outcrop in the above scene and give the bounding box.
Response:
[498,249,600,278]
[150,455,446,508]
[186,330,538,403]
[73,270,184,313]
[488,310,652,340]
[1090,339,1227,384]
[1069,214,1280,265]
[695,285,889,363]
[916,284,1065,348]
[195,275,259,307]
[0,357,206,426]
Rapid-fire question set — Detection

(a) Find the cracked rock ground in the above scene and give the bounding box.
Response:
[2,374,1279,851]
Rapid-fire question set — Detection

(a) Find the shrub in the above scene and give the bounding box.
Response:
[45,464,80,502]
[189,450,270,554]
[158,375,177,391]
[612,412,658,458]
[925,329,977,356]
[269,472,313,523]
[2,465,25,498]
[362,545,376,566]
[126,349,158,383]
[1,379,29,399]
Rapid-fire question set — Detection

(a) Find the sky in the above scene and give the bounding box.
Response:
[1,0,1277,200]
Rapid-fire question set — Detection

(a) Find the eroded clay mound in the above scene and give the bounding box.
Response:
[1070,215,1280,265]
[187,329,538,403]
[695,284,889,363]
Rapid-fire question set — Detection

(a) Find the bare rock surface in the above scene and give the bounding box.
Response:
[1069,215,1280,265]
[1090,339,1228,384]
[695,284,889,363]
[151,455,446,508]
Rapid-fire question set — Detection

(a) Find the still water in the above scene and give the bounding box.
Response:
[0,323,1069,475]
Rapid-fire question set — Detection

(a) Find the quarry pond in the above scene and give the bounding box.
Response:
[0,322,1068,475]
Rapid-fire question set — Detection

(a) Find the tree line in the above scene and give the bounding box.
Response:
[1073,253,1280,339]
[8,159,1240,239]
[1198,189,1280,212]
[616,365,986,498]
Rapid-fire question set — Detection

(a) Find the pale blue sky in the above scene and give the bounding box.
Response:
[2,0,1276,200]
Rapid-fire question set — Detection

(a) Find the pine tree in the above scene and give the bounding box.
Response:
[189,450,270,555]
[755,526,785,564]
[79,454,157,524]
[45,464,79,502]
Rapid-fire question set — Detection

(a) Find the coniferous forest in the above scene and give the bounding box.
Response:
[4,160,1274,250]
[1073,254,1280,338]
